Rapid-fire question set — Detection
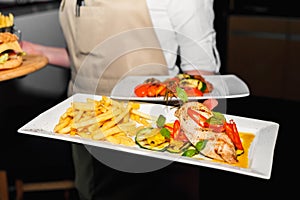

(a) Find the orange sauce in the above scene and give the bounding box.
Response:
[232,132,255,168]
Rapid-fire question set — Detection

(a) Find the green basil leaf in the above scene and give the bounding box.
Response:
[206,112,226,125]
[176,86,188,103]
[156,114,166,128]
[182,149,198,157]
[160,127,170,139]
[195,140,207,151]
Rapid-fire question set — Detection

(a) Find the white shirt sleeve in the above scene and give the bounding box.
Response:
[147,0,220,74]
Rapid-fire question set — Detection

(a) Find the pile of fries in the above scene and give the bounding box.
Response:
[0,13,14,28]
[54,96,156,146]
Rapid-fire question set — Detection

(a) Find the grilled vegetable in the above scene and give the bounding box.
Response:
[135,127,170,151]
[179,79,199,88]
[134,73,212,98]
[167,140,191,153]
[176,73,191,79]
[198,81,207,92]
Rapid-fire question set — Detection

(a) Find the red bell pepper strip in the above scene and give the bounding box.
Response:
[172,120,180,139]
[187,108,207,127]
[167,120,188,142]
[225,120,243,150]
[163,124,173,135]
[157,84,167,96]
[182,87,203,97]
[134,83,151,97]
[147,85,158,97]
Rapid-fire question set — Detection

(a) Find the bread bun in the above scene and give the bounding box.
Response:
[0,54,22,69]
[0,32,24,70]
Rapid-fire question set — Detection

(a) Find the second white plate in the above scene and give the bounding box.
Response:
[110,74,250,101]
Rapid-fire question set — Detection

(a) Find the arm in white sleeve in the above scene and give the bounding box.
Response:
[168,0,220,74]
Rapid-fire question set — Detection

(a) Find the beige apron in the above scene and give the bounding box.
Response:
[59,0,169,96]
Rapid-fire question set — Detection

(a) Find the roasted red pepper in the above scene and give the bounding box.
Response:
[166,120,188,142]
[187,108,207,127]
[182,87,203,97]
[147,85,158,97]
[134,83,151,97]
[172,120,180,139]
[225,119,243,150]
[134,83,167,97]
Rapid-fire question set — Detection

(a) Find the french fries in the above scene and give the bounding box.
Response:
[0,13,14,28]
[54,96,156,147]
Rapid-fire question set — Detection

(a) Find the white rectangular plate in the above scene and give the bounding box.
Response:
[110,74,250,101]
[18,93,278,179]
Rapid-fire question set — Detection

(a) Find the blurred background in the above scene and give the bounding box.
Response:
[0,0,299,199]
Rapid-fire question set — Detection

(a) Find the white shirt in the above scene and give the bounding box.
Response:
[147,0,220,75]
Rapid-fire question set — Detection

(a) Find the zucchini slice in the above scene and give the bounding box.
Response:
[198,82,207,92]
[135,127,170,151]
[176,73,191,79]
[179,79,199,88]
[167,140,191,154]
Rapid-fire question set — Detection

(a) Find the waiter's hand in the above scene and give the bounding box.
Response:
[20,40,70,68]
[20,40,44,55]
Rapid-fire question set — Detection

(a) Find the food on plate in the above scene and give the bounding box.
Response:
[135,114,190,152]
[175,101,244,164]
[0,32,24,70]
[54,95,254,167]
[133,101,252,165]
[134,73,213,98]
[135,114,186,151]
[0,13,14,29]
[135,125,192,153]
[53,96,157,146]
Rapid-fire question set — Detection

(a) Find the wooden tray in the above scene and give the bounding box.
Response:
[0,54,48,82]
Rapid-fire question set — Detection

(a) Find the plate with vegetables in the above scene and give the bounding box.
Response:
[18,93,278,179]
[111,74,250,101]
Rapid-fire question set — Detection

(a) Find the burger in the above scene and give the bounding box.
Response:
[0,32,24,70]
